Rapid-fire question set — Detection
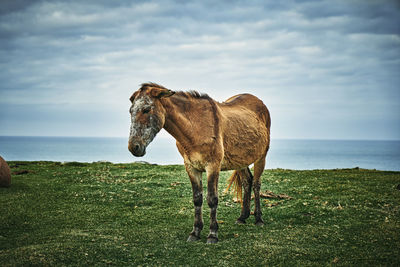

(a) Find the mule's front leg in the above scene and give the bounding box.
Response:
[186,166,203,242]
[206,169,219,244]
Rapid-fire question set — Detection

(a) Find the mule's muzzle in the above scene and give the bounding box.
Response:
[128,142,146,157]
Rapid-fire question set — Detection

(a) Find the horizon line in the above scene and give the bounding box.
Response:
[0,135,399,142]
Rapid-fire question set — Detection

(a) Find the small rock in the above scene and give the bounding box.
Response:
[135,161,151,164]
[95,160,111,163]
[135,161,157,165]
[0,156,11,187]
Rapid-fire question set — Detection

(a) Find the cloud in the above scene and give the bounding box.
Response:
[0,0,399,139]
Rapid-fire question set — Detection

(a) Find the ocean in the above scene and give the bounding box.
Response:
[0,136,399,171]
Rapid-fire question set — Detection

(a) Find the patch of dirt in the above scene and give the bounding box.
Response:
[259,190,293,200]
[13,170,31,175]
[232,190,293,204]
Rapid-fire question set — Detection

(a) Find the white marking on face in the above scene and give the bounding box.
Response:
[129,95,162,148]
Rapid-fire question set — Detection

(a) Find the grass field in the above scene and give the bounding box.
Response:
[1,161,399,266]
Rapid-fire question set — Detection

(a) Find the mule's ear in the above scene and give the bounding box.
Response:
[150,88,175,98]
[130,91,139,103]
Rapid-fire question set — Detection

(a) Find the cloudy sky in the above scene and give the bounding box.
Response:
[0,0,399,140]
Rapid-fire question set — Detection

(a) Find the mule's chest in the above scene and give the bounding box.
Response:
[184,152,208,172]
[176,139,225,172]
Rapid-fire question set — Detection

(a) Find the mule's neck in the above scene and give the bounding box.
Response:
[161,94,220,156]
[160,96,196,148]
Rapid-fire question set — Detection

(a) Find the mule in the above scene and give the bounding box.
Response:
[128,83,271,243]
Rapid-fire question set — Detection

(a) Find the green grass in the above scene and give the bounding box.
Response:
[1,161,399,266]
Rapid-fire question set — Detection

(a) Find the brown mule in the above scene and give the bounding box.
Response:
[128,83,271,243]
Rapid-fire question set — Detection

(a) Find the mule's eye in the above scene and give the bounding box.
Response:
[142,107,151,114]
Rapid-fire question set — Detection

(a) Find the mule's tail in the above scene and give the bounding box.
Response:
[224,167,252,204]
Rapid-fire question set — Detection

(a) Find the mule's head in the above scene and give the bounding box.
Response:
[128,83,175,157]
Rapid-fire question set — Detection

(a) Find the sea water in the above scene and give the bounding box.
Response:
[0,136,399,171]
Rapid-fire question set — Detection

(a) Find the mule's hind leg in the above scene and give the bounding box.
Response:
[237,168,253,224]
[185,165,203,242]
[253,157,266,226]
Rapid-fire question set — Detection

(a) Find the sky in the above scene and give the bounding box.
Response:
[0,0,399,140]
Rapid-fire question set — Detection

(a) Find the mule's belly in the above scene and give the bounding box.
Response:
[220,141,268,171]
[177,142,264,172]
[220,127,269,171]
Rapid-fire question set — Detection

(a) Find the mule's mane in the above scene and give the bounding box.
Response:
[141,82,210,100]
[175,90,210,100]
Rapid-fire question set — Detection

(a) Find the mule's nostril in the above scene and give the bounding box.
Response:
[128,142,145,157]
[128,142,139,154]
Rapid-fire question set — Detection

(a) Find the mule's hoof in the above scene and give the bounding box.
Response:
[235,219,246,225]
[206,236,218,244]
[255,220,265,227]
[187,234,200,242]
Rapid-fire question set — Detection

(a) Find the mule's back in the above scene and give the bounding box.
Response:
[222,93,271,129]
